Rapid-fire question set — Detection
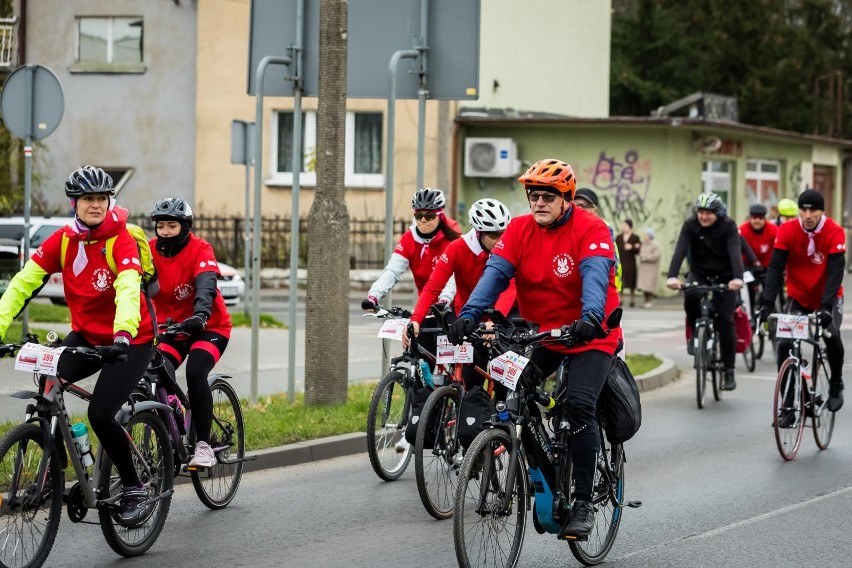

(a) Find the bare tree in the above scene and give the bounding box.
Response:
[305,0,350,405]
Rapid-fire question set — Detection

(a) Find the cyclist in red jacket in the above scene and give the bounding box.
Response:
[740,203,778,314]
[149,198,233,468]
[406,198,517,397]
[759,189,845,416]
[0,166,155,525]
[448,158,621,539]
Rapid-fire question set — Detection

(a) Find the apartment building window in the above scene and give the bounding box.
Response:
[271,110,384,188]
[745,159,780,205]
[701,160,732,207]
[73,17,145,73]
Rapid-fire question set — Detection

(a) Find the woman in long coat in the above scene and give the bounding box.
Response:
[637,227,662,308]
[615,219,641,307]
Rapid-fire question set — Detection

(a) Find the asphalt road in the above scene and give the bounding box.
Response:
[40,361,852,567]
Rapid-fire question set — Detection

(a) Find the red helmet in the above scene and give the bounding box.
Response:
[517,159,576,199]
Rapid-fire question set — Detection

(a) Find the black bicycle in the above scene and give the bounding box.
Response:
[681,282,729,409]
[0,334,174,568]
[452,311,639,567]
[131,323,249,509]
[364,307,450,481]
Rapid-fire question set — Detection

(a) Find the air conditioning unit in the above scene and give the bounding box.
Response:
[464,137,520,178]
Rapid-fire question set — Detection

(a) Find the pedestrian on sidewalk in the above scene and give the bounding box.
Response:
[616,219,641,307]
[637,227,661,308]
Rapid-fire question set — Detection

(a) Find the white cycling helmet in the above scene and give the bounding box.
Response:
[469,198,511,232]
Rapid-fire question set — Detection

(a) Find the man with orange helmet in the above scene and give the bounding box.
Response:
[447,158,622,539]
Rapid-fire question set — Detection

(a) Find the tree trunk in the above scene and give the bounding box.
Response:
[305,0,350,406]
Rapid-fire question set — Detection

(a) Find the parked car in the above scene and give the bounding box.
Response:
[0,217,73,303]
[216,262,246,306]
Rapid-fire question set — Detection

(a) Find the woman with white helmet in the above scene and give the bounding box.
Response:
[406,198,518,397]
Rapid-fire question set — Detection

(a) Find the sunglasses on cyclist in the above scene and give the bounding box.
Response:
[527,191,559,204]
[413,212,438,221]
[750,214,765,220]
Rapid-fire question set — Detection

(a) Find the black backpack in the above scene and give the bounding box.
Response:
[597,356,642,445]
[457,386,496,450]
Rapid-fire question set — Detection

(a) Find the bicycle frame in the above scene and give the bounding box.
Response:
[12,372,172,511]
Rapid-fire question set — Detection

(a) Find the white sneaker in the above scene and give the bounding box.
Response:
[394,437,410,453]
[188,441,217,468]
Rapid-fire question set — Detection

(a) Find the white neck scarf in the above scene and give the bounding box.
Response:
[798,215,827,257]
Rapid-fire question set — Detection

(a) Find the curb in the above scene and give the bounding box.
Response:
[223,359,679,476]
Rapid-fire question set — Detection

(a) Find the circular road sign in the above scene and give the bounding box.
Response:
[0,64,64,141]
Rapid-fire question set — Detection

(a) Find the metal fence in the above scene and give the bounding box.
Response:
[132,215,409,269]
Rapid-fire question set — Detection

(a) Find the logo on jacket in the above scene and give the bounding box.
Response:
[811,252,825,265]
[552,253,575,278]
[92,268,111,292]
[174,283,193,301]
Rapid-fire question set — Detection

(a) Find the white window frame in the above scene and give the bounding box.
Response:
[269,110,384,188]
[701,160,732,206]
[745,159,781,204]
[75,16,143,64]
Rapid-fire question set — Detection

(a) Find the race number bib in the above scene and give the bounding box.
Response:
[435,335,474,364]
[15,343,66,376]
[377,318,410,341]
[775,314,809,339]
[488,351,530,392]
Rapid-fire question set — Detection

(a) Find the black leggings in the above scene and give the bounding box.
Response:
[56,332,153,487]
[159,331,229,443]
[530,347,611,502]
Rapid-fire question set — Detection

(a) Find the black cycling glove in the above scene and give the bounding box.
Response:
[569,318,599,342]
[447,317,477,345]
[361,296,379,311]
[99,339,130,364]
[818,308,834,330]
[181,313,208,334]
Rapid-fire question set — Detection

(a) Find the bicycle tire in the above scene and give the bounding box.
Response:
[755,331,765,360]
[709,330,723,401]
[453,428,527,568]
[695,326,707,409]
[743,341,756,373]
[773,359,805,460]
[415,385,461,520]
[569,438,625,566]
[0,424,63,568]
[811,354,835,450]
[99,410,174,557]
[366,370,412,481]
[191,379,245,509]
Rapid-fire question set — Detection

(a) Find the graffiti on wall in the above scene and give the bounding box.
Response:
[582,150,665,230]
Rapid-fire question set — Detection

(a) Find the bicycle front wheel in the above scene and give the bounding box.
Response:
[773,359,805,460]
[569,439,625,566]
[191,379,245,509]
[453,428,527,568]
[742,341,756,373]
[811,355,835,450]
[415,385,461,520]
[0,424,63,568]
[366,371,412,481]
[99,410,174,557]
[754,330,765,360]
[695,326,707,409]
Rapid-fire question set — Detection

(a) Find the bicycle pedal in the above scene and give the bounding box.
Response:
[560,533,589,542]
[627,500,642,508]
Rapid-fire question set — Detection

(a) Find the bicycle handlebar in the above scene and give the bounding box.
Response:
[362,306,412,319]
[679,282,731,292]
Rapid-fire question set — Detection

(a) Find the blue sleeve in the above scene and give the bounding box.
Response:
[579,256,613,322]
[458,255,516,322]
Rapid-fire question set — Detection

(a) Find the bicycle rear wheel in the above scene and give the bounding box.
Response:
[569,437,625,566]
[695,326,707,409]
[99,411,173,557]
[742,341,756,373]
[773,359,805,460]
[191,379,245,509]
[811,355,835,450]
[453,428,527,568]
[0,424,63,568]
[415,385,461,520]
[711,332,723,401]
[754,330,765,360]
[366,371,412,481]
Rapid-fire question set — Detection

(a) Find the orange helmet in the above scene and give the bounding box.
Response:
[518,159,576,199]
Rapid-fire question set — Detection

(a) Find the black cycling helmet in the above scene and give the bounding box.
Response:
[151,197,194,228]
[411,188,446,210]
[748,203,768,217]
[65,165,114,197]
[695,192,725,215]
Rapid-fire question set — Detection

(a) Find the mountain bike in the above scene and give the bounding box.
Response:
[765,313,834,461]
[0,334,174,568]
[131,323,249,509]
[414,318,497,520]
[452,311,640,568]
[681,282,729,409]
[364,307,450,481]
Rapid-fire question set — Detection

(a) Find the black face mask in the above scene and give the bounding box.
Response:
[155,223,191,257]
